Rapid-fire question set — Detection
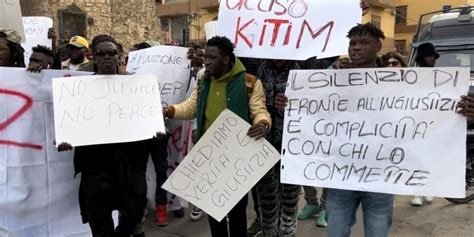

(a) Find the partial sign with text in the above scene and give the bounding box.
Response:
[0,0,25,42]
[281,67,469,198]
[21,17,53,66]
[126,45,193,212]
[126,46,191,105]
[217,0,360,60]
[162,110,281,221]
[0,68,92,237]
[52,75,166,146]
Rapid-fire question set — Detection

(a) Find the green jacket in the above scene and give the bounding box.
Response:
[169,58,271,139]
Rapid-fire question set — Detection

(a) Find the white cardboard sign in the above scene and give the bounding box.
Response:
[126,46,191,106]
[217,0,361,60]
[0,67,92,237]
[52,75,166,146]
[21,17,53,66]
[281,67,469,198]
[162,110,281,221]
[0,0,25,42]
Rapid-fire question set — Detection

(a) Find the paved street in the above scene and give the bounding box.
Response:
[144,194,473,237]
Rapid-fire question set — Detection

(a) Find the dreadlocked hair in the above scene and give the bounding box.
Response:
[206,36,235,64]
[347,22,385,40]
[0,34,25,67]
[91,34,119,53]
[32,45,54,58]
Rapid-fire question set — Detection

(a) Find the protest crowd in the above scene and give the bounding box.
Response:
[1,0,474,237]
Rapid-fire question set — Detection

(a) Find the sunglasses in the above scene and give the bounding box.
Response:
[95,50,118,57]
[387,60,401,66]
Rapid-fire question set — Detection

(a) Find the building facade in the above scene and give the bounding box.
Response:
[19,0,162,50]
[363,0,397,54]
[156,0,218,46]
[394,0,474,55]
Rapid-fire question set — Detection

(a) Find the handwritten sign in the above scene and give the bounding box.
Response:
[52,75,166,146]
[126,46,191,105]
[0,67,92,237]
[162,110,280,221]
[0,0,25,42]
[127,46,193,212]
[205,21,218,40]
[21,17,53,66]
[281,67,469,198]
[217,0,360,60]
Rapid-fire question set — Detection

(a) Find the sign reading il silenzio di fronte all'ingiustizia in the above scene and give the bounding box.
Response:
[281,67,470,198]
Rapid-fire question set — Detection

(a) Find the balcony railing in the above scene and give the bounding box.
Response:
[368,0,396,8]
[156,0,219,17]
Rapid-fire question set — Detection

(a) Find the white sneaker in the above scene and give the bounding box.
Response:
[424,196,434,203]
[190,206,203,221]
[411,196,423,206]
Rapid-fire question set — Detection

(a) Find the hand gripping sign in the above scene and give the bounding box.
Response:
[162,110,281,221]
[281,67,470,198]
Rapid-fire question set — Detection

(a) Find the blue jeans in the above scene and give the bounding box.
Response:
[326,189,394,237]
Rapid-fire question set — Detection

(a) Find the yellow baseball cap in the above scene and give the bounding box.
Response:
[68,36,89,49]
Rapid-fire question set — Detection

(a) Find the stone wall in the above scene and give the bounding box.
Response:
[20,0,161,50]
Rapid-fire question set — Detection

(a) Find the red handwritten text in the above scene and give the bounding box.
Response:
[234,16,334,50]
[0,88,42,150]
[226,0,308,18]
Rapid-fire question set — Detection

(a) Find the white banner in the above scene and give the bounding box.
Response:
[126,46,191,106]
[162,110,281,221]
[281,67,470,198]
[21,17,53,66]
[217,0,360,60]
[0,67,91,237]
[0,0,25,42]
[52,75,166,147]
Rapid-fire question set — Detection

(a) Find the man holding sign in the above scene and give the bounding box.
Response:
[276,22,472,237]
[57,35,165,237]
[322,23,394,237]
[164,36,271,237]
